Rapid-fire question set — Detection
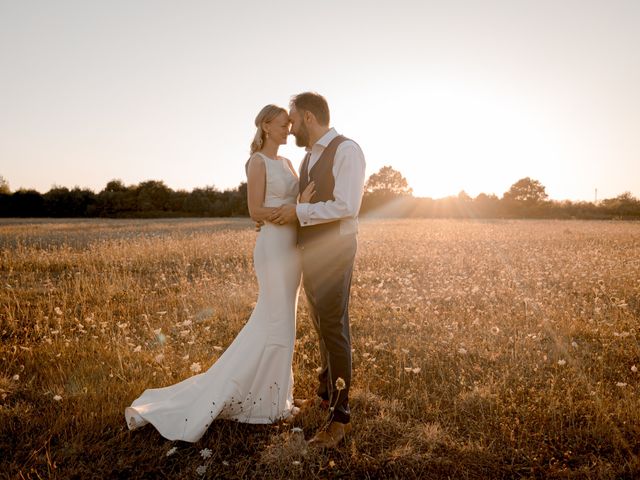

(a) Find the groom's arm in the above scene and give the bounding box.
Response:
[296,142,366,226]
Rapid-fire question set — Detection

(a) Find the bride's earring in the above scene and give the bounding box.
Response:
[265,131,270,139]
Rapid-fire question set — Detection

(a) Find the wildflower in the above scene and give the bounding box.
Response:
[412,367,421,374]
[190,362,202,373]
[329,460,336,468]
[199,448,212,459]
[571,341,578,349]
[12,374,19,381]
[632,365,638,373]
[292,461,301,466]
[53,395,62,401]
[616,382,627,387]
[458,347,467,355]
[491,326,500,335]
[196,465,207,475]
[133,345,142,353]
[557,359,566,366]
[54,307,63,316]
[166,446,177,456]
[335,377,346,390]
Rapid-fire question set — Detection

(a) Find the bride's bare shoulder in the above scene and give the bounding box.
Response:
[247,152,266,168]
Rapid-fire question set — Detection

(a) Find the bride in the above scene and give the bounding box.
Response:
[125,104,315,442]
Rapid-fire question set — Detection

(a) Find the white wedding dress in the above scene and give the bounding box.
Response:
[125,152,301,442]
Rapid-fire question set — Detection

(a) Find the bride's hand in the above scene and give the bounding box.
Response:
[300,181,316,203]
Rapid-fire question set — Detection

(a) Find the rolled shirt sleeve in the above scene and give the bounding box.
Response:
[296,141,366,227]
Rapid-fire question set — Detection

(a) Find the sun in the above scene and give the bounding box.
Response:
[351,79,559,199]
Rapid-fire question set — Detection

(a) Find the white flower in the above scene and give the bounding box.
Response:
[199,448,212,459]
[571,341,578,349]
[632,365,638,373]
[292,461,301,466]
[12,374,19,381]
[190,362,202,373]
[616,382,627,387]
[412,367,421,374]
[335,377,346,390]
[54,307,63,316]
[53,395,62,401]
[557,359,566,366]
[196,465,207,475]
[166,446,177,457]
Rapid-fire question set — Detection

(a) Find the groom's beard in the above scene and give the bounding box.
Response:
[294,123,310,148]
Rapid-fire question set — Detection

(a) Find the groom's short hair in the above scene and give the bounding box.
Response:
[290,92,330,126]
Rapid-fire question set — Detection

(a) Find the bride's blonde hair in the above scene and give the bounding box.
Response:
[250,104,287,155]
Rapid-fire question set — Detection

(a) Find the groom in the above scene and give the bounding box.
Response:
[270,92,366,448]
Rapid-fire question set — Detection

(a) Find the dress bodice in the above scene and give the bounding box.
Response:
[256,153,298,208]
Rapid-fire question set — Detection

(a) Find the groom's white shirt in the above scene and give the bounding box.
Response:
[295,128,366,235]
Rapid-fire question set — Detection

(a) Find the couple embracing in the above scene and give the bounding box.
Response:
[126,92,366,449]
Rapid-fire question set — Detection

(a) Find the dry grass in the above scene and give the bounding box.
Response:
[1,217,639,479]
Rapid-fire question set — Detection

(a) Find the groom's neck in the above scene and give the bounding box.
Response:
[308,126,331,148]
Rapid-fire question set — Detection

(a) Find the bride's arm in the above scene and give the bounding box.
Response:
[247,154,276,222]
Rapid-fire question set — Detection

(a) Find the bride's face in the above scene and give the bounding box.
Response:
[263,111,290,146]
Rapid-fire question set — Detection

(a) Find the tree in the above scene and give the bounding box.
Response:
[503,177,548,205]
[0,175,9,194]
[361,166,413,215]
[365,166,413,196]
[104,179,128,192]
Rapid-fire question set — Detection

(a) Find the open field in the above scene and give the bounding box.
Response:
[1,218,639,479]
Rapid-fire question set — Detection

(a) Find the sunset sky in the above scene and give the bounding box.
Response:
[1,0,638,201]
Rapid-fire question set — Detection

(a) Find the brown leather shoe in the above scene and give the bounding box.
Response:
[308,421,352,449]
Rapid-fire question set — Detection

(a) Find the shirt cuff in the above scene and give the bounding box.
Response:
[296,203,311,226]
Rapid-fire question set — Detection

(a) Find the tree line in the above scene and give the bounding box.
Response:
[0,169,638,220]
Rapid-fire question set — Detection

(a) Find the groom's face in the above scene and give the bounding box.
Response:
[289,106,310,148]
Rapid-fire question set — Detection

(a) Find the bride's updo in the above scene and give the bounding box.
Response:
[250,104,288,154]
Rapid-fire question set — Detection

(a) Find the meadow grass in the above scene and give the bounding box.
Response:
[1,218,639,479]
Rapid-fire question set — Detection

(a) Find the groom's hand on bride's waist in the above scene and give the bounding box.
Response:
[269,204,298,225]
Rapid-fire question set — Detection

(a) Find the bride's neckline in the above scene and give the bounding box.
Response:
[257,151,280,161]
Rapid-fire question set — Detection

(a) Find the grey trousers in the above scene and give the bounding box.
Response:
[300,233,357,424]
